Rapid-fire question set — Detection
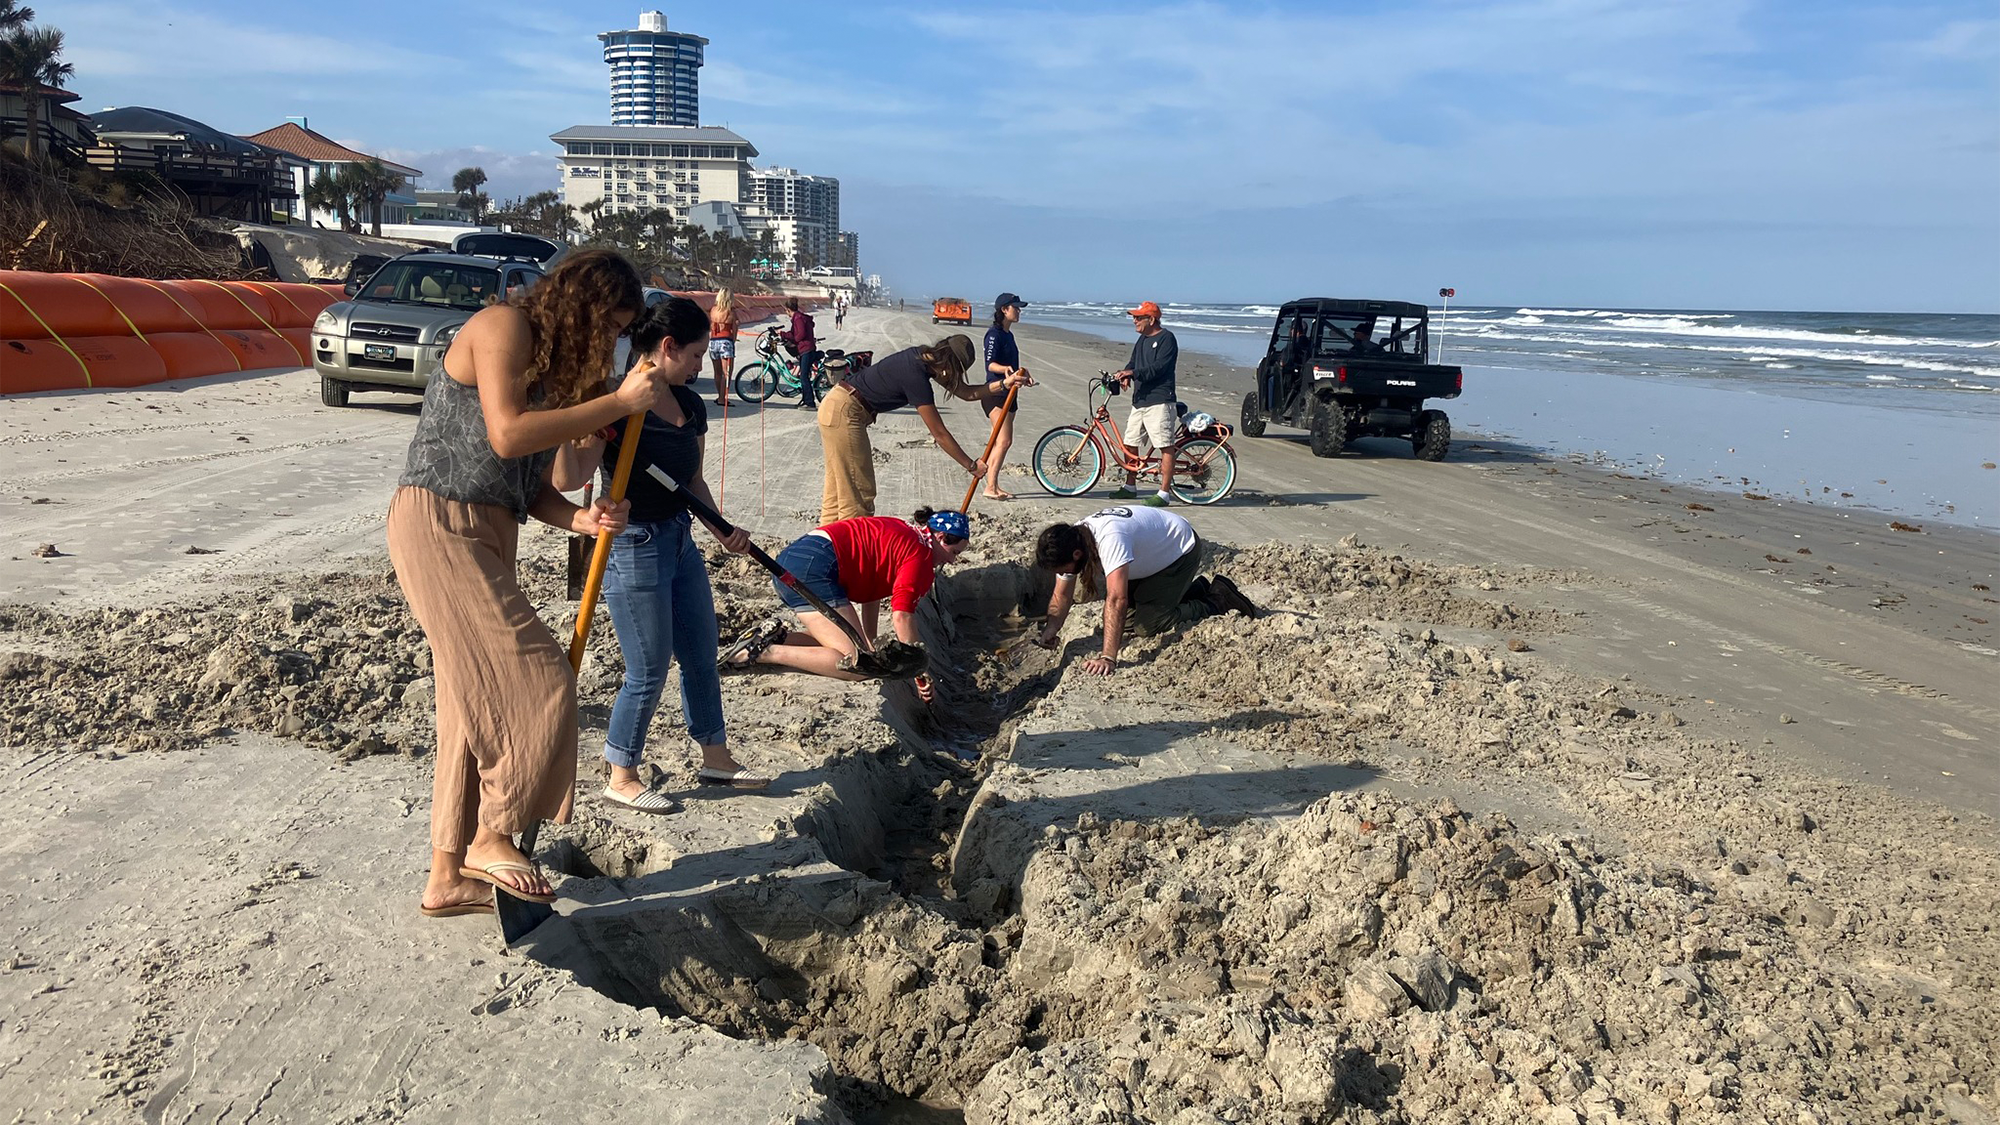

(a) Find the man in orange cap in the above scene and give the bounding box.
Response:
[1108,300,1180,505]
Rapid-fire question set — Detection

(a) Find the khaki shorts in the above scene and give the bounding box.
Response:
[1123,402,1177,454]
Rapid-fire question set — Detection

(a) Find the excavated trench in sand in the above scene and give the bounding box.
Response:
[545,561,1059,1120]
[528,546,2000,1125]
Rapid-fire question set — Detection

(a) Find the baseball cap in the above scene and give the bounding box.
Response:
[939,334,976,371]
[1128,300,1161,319]
[995,292,1025,310]
[927,509,971,541]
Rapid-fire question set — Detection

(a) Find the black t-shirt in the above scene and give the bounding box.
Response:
[845,346,935,415]
[601,385,708,521]
[1125,329,1179,407]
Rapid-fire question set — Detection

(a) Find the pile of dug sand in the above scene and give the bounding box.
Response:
[525,525,1997,1123]
[0,540,652,760]
[4,515,1994,1124]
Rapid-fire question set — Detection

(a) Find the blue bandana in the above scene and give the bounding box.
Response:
[927,509,970,541]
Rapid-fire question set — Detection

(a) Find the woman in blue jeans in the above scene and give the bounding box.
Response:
[555,296,767,811]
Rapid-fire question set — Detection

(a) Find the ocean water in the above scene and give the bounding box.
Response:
[1027,301,2000,528]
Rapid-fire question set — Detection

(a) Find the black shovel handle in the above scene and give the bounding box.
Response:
[644,464,877,657]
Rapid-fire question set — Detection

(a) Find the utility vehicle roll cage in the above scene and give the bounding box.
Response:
[1267,298,1430,362]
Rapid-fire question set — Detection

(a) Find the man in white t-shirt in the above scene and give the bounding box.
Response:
[1031,506,1258,675]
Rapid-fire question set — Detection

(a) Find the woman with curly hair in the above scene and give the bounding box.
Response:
[387,248,670,917]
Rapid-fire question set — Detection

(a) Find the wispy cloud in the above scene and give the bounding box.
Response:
[61,0,450,81]
[44,0,1995,308]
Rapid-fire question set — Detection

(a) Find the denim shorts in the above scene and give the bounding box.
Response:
[771,533,848,611]
[709,337,736,360]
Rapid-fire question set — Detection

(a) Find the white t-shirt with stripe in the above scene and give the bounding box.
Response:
[1077,505,1197,581]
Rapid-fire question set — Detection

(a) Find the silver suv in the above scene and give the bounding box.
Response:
[312,252,544,406]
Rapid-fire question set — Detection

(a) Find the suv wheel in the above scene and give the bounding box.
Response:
[321,374,351,408]
[1240,391,1266,437]
[1415,411,1451,461]
[1307,395,1346,458]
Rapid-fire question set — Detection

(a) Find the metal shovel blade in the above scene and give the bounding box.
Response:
[842,639,928,680]
[496,823,554,945]
[496,888,555,945]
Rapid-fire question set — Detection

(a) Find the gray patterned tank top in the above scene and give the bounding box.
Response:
[398,371,556,523]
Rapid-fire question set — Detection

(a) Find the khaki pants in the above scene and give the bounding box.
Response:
[387,487,577,852]
[817,385,877,524]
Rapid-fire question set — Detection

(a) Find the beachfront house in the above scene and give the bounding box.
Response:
[0,78,93,162]
[86,106,299,223]
[241,119,421,231]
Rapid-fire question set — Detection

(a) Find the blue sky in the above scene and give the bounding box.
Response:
[53,0,2000,312]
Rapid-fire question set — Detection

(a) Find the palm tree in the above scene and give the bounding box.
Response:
[0,1,34,31]
[679,223,711,277]
[305,165,366,232]
[451,166,487,223]
[1,24,73,161]
[351,159,404,237]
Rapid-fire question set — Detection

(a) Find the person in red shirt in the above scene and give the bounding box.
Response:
[720,508,970,702]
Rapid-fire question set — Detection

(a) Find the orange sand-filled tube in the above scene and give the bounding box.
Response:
[0,270,347,393]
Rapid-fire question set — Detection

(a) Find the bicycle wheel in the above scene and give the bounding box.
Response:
[1032,425,1104,497]
[813,363,836,397]
[735,359,785,403]
[1169,439,1236,505]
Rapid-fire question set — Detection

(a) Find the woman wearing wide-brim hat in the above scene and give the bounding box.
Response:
[814,333,1029,525]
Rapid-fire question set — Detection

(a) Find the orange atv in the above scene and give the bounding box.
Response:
[931,297,973,325]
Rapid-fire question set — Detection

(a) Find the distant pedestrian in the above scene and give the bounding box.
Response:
[1107,300,1180,506]
[780,296,820,408]
[834,292,848,330]
[979,292,1031,500]
[1031,505,1258,676]
[387,248,667,916]
[815,334,1026,523]
[707,287,739,407]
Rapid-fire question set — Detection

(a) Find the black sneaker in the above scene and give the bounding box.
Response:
[1181,576,1212,606]
[1208,575,1260,619]
[718,619,788,671]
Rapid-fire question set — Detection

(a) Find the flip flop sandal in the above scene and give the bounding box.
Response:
[718,619,787,671]
[697,766,774,790]
[602,784,679,814]
[420,897,496,918]
[457,860,557,905]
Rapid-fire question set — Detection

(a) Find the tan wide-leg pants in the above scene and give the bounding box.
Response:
[386,486,576,852]
[817,385,878,524]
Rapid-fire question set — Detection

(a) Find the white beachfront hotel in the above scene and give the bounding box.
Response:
[558,11,857,275]
[552,125,855,274]
[551,124,756,228]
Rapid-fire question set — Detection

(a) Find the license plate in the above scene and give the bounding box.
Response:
[364,343,396,361]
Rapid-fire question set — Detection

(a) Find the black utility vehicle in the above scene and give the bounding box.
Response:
[1240,298,1464,460]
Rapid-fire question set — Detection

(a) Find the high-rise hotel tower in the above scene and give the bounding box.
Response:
[599,11,708,127]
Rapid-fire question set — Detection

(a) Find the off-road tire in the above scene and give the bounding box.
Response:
[320,374,350,408]
[1416,411,1451,461]
[1239,391,1266,437]
[1307,395,1346,458]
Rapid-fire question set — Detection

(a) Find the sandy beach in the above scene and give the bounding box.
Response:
[2,305,1995,1123]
